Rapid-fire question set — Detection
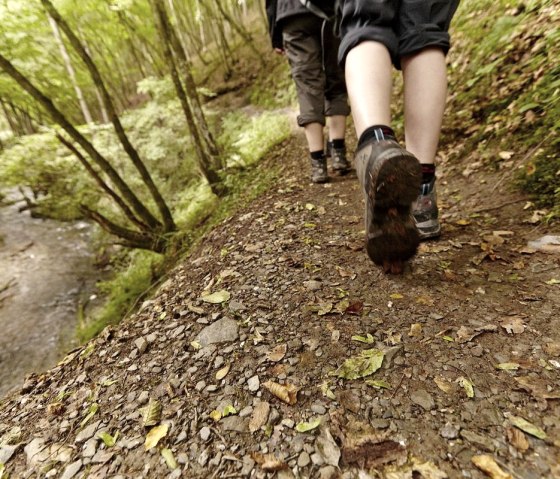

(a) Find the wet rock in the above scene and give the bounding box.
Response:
[196,318,239,346]
[440,422,460,439]
[60,459,83,479]
[410,389,435,411]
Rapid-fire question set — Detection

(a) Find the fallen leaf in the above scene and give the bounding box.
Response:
[97,431,118,447]
[506,427,529,452]
[331,349,384,380]
[455,219,471,226]
[215,364,230,380]
[200,290,230,304]
[161,448,178,470]
[209,410,222,422]
[458,377,475,398]
[249,401,270,433]
[140,399,162,427]
[514,376,560,399]
[498,151,514,160]
[496,363,520,371]
[222,405,237,417]
[295,418,321,433]
[305,203,315,210]
[80,403,99,428]
[335,298,350,313]
[320,382,336,400]
[390,293,404,299]
[251,452,288,471]
[262,381,298,405]
[434,377,454,394]
[500,316,525,334]
[345,300,364,315]
[266,344,287,362]
[409,323,422,337]
[190,340,201,350]
[545,278,560,285]
[351,334,374,344]
[509,416,547,439]
[472,455,512,479]
[365,379,391,389]
[442,336,454,342]
[145,424,169,450]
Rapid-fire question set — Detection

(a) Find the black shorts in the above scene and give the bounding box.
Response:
[338,0,460,68]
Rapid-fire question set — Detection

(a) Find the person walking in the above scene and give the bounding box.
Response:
[338,0,460,272]
[266,0,351,183]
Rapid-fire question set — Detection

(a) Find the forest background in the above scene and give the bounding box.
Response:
[0,0,558,343]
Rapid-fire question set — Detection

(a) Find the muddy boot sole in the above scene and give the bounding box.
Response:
[362,144,422,272]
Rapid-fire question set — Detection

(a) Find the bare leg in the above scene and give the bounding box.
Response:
[402,48,447,165]
[326,115,346,140]
[304,122,324,152]
[345,41,392,138]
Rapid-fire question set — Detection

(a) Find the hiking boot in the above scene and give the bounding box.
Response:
[328,141,350,174]
[310,156,328,183]
[412,177,441,240]
[354,139,422,273]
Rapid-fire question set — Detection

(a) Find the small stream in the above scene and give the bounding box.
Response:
[0,193,100,397]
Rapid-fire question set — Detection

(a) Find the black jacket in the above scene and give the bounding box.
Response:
[266,0,335,49]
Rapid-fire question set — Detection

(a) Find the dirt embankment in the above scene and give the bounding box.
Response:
[0,134,558,479]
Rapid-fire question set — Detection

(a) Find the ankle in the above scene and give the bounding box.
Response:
[310,150,325,161]
[421,163,436,184]
[358,125,396,148]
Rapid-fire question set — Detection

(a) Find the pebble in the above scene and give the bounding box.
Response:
[410,389,435,411]
[440,422,460,439]
[310,452,324,466]
[75,421,101,443]
[196,318,239,346]
[281,418,295,428]
[247,375,260,392]
[297,451,311,467]
[134,337,148,354]
[195,380,206,391]
[60,460,82,479]
[200,427,211,441]
[311,404,326,415]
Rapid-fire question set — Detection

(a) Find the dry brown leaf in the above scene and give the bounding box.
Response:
[215,364,230,381]
[501,316,526,334]
[515,376,560,399]
[249,401,270,433]
[409,323,422,337]
[471,455,512,479]
[262,381,298,405]
[266,344,287,362]
[251,452,288,471]
[434,376,454,394]
[141,398,162,427]
[506,427,529,452]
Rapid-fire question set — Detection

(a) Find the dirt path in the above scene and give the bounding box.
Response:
[0,134,558,478]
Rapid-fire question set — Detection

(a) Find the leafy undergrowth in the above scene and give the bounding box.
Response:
[446,0,559,218]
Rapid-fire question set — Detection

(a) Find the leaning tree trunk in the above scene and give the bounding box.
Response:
[0,52,169,250]
[41,0,175,232]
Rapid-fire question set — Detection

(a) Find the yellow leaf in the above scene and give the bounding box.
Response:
[295,418,321,433]
[458,377,475,398]
[215,364,230,380]
[509,416,547,439]
[161,448,178,470]
[496,363,520,371]
[200,290,231,304]
[209,410,222,422]
[455,219,471,226]
[472,455,512,479]
[390,293,404,299]
[145,424,169,450]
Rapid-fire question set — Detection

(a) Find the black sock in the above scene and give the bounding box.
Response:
[310,150,324,160]
[421,164,436,183]
[358,125,396,148]
[331,139,345,149]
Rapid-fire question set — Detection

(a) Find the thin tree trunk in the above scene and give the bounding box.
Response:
[151,0,223,195]
[41,0,175,233]
[1,99,20,136]
[0,52,162,232]
[47,15,93,124]
[81,38,110,123]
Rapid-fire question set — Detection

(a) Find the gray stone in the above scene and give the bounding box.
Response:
[75,421,101,443]
[221,416,248,433]
[311,404,326,415]
[134,337,148,354]
[60,460,83,479]
[303,280,322,291]
[440,422,460,439]
[200,426,211,441]
[319,466,339,479]
[247,375,260,392]
[410,389,435,411]
[460,430,497,452]
[297,451,311,467]
[370,418,390,429]
[0,444,19,464]
[310,452,324,466]
[196,318,239,346]
[82,438,97,458]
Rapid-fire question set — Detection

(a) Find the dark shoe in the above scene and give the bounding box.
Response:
[310,157,328,183]
[328,141,350,174]
[412,177,441,240]
[354,140,422,273]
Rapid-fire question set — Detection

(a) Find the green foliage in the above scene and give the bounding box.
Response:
[78,249,163,342]
[219,110,291,167]
[447,0,559,217]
